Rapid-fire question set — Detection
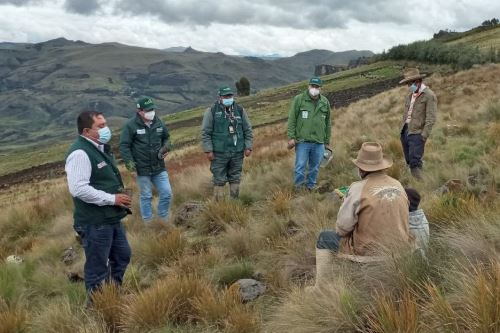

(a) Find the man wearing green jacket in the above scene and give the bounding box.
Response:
[201,86,253,199]
[119,97,172,222]
[65,111,132,299]
[287,77,332,190]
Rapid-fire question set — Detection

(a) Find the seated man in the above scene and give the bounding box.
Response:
[311,142,412,287]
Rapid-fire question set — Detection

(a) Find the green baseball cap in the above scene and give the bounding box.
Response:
[218,86,234,96]
[136,97,156,111]
[309,77,323,87]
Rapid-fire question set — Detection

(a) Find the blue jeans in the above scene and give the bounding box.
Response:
[400,125,426,169]
[316,230,342,251]
[137,171,172,221]
[294,142,325,189]
[74,222,131,294]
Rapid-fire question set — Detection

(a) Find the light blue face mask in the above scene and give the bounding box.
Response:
[409,83,418,93]
[98,126,112,144]
[222,97,234,107]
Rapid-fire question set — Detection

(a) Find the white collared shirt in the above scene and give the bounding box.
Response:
[65,136,116,206]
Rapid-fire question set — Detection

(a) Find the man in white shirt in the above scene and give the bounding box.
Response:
[65,111,132,301]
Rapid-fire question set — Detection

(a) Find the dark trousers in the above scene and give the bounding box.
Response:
[74,222,131,294]
[400,125,426,169]
[210,151,244,186]
[316,230,342,251]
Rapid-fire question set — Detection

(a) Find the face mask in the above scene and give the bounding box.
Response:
[409,83,418,93]
[144,110,155,121]
[97,126,112,144]
[309,87,320,97]
[222,98,234,107]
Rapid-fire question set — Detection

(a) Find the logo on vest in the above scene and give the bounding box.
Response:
[137,129,146,134]
[97,161,108,169]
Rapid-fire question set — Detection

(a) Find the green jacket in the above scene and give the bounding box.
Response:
[119,114,170,176]
[67,136,127,226]
[287,90,331,144]
[401,87,437,139]
[201,101,253,153]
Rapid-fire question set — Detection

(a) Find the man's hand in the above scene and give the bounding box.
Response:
[325,144,331,151]
[206,152,214,161]
[158,146,169,160]
[130,171,137,179]
[244,149,252,157]
[115,194,132,208]
[287,139,296,150]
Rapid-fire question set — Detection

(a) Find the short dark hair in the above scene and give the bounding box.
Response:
[405,188,421,212]
[77,111,103,134]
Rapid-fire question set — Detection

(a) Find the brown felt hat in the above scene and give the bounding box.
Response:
[399,68,426,84]
[352,142,393,172]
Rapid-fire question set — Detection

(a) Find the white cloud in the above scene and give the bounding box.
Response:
[0,1,498,55]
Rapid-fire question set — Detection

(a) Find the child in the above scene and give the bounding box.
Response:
[405,188,429,250]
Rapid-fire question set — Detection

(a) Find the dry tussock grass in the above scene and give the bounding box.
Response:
[90,282,126,332]
[121,275,212,332]
[194,287,259,333]
[130,227,187,268]
[196,199,249,235]
[0,300,27,333]
[266,278,363,333]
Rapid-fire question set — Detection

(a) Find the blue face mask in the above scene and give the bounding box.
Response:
[98,126,112,144]
[409,83,418,93]
[222,98,234,107]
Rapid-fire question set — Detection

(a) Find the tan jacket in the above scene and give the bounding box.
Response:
[336,172,411,255]
[400,87,437,139]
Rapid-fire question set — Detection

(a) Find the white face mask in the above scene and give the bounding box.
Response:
[144,110,155,121]
[309,87,320,97]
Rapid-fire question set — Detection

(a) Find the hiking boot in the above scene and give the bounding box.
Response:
[229,183,240,199]
[213,185,226,201]
[410,167,423,180]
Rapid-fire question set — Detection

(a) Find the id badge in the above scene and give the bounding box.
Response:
[228,125,235,134]
[301,111,309,119]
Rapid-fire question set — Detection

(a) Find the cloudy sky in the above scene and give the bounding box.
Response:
[0,0,498,56]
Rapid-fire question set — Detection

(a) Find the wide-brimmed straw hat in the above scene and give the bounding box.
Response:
[352,142,393,172]
[399,68,427,84]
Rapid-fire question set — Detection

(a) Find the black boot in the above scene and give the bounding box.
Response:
[410,167,423,180]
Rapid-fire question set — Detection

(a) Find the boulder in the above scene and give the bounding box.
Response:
[436,179,466,194]
[61,246,77,265]
[229,279,266,302]
[174,201,203,227]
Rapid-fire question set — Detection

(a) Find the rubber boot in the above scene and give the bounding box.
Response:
[213,185,226,201]
[306,248,334,291]
[410,167,423,180]
[229,183,240,199]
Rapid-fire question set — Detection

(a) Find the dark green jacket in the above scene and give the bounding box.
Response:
[67,136,127,226]
[201,101,253,153]
[119,114,170,176]
[287,90,332,144]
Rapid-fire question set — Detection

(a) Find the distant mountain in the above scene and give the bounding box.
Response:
[163,46,187,52]
[274,49,374,77]
[0,38,372,148]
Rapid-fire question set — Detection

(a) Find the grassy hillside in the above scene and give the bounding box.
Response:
[444,26,500,50]
[1,60,440,177]
[0,64,499,332]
